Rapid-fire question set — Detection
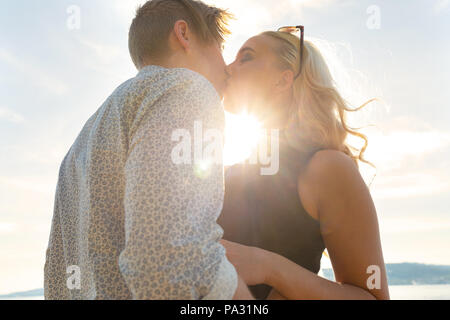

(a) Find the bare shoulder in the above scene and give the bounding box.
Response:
[298,149,365,220]
[305,149,360,182]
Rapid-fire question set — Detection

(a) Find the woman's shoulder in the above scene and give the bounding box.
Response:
[304,149,359,181]
[298,149,362,220]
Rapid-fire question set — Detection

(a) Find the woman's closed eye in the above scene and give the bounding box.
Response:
[239,54,253,64]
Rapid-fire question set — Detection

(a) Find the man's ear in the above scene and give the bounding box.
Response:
[172,20,191,52]
[275,69,295,93]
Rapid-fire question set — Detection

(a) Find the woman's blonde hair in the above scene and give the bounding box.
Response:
[262,31,375,170]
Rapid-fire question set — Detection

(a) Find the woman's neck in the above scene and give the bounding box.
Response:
[261,94,294,130]
[261,107,290,131]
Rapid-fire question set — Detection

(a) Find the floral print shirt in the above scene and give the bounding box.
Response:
[44,65,237,300]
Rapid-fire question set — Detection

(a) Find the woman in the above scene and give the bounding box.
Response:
[217,28,390,300]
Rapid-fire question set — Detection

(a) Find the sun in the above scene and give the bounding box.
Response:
[223,111,263,166]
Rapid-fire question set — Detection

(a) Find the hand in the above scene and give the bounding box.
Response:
[220,239,271,286]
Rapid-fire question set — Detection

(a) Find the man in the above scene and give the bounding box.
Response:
[44,0,253,300]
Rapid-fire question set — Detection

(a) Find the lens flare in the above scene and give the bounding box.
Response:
[224,111,263,166]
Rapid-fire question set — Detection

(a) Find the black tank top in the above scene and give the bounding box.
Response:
[218,131,326,300]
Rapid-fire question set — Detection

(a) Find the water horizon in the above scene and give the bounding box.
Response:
[2,284,449,300]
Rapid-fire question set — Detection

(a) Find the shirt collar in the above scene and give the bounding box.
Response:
[137,65,167,76]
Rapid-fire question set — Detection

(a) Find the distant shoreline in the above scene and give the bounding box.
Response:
[322,262,450,285]
[2,285,450,300]
[2,263,450,298]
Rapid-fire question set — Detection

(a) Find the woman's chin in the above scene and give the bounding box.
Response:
[223,98,242,114]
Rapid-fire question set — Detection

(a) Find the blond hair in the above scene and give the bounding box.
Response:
[129,0,233,69]
[262,31,375,170]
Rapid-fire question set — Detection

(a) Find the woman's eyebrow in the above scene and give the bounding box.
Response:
[237,47,256,55]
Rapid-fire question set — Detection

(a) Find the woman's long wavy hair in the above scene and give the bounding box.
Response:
[262,31,375,171]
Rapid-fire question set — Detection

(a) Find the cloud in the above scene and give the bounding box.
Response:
[0,176,56,196]
[350,116,450,169]
[0,48,68,95]
[433,0,450,14]
[110,0,337,63]
[1,144,64,167]
[353,117,450,198]
[372,172,450,199]
[363,129,450,171]
[0,223,17,235]
[113,0,146,25]
[78,37,124,63]
[380,215,450,233]
[0,107,25,124]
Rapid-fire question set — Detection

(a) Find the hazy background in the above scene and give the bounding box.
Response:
[1,0,449,294]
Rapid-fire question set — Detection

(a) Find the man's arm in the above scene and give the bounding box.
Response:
[118,71,238,299]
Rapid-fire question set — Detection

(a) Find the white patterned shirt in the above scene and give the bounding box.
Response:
[44,65,238,300]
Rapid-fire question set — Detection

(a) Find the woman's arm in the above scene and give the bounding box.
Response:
[264,150,389,300]
[233,275,255,300]
[263,250,379,299]
[266,289,288,300]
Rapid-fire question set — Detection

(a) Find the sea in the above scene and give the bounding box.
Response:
[2,284,449,300]
[388,284,450,300]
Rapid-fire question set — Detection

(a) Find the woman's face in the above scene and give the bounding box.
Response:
[223,35,285,116]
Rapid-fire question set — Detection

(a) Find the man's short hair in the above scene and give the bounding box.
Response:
[129,0,233,69]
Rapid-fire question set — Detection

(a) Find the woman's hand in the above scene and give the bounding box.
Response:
[220,239,272,286]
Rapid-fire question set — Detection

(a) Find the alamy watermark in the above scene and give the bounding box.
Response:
[66,5,81,30]
[366,265,382,290]
[171,121,280,176]
[66,265,81,290]
[366,5,381,30]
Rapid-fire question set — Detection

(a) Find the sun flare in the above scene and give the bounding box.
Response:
[224,111,263,166]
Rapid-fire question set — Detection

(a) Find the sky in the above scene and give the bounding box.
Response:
[0,0,450,294]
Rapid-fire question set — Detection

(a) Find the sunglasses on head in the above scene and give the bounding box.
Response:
[277,25,305,79]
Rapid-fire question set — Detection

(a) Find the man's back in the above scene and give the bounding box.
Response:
[44,65,238,300]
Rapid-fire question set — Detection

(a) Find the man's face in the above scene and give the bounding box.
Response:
[190,40,228,98]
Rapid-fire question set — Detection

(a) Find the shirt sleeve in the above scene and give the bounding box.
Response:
[118,70,238,300]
